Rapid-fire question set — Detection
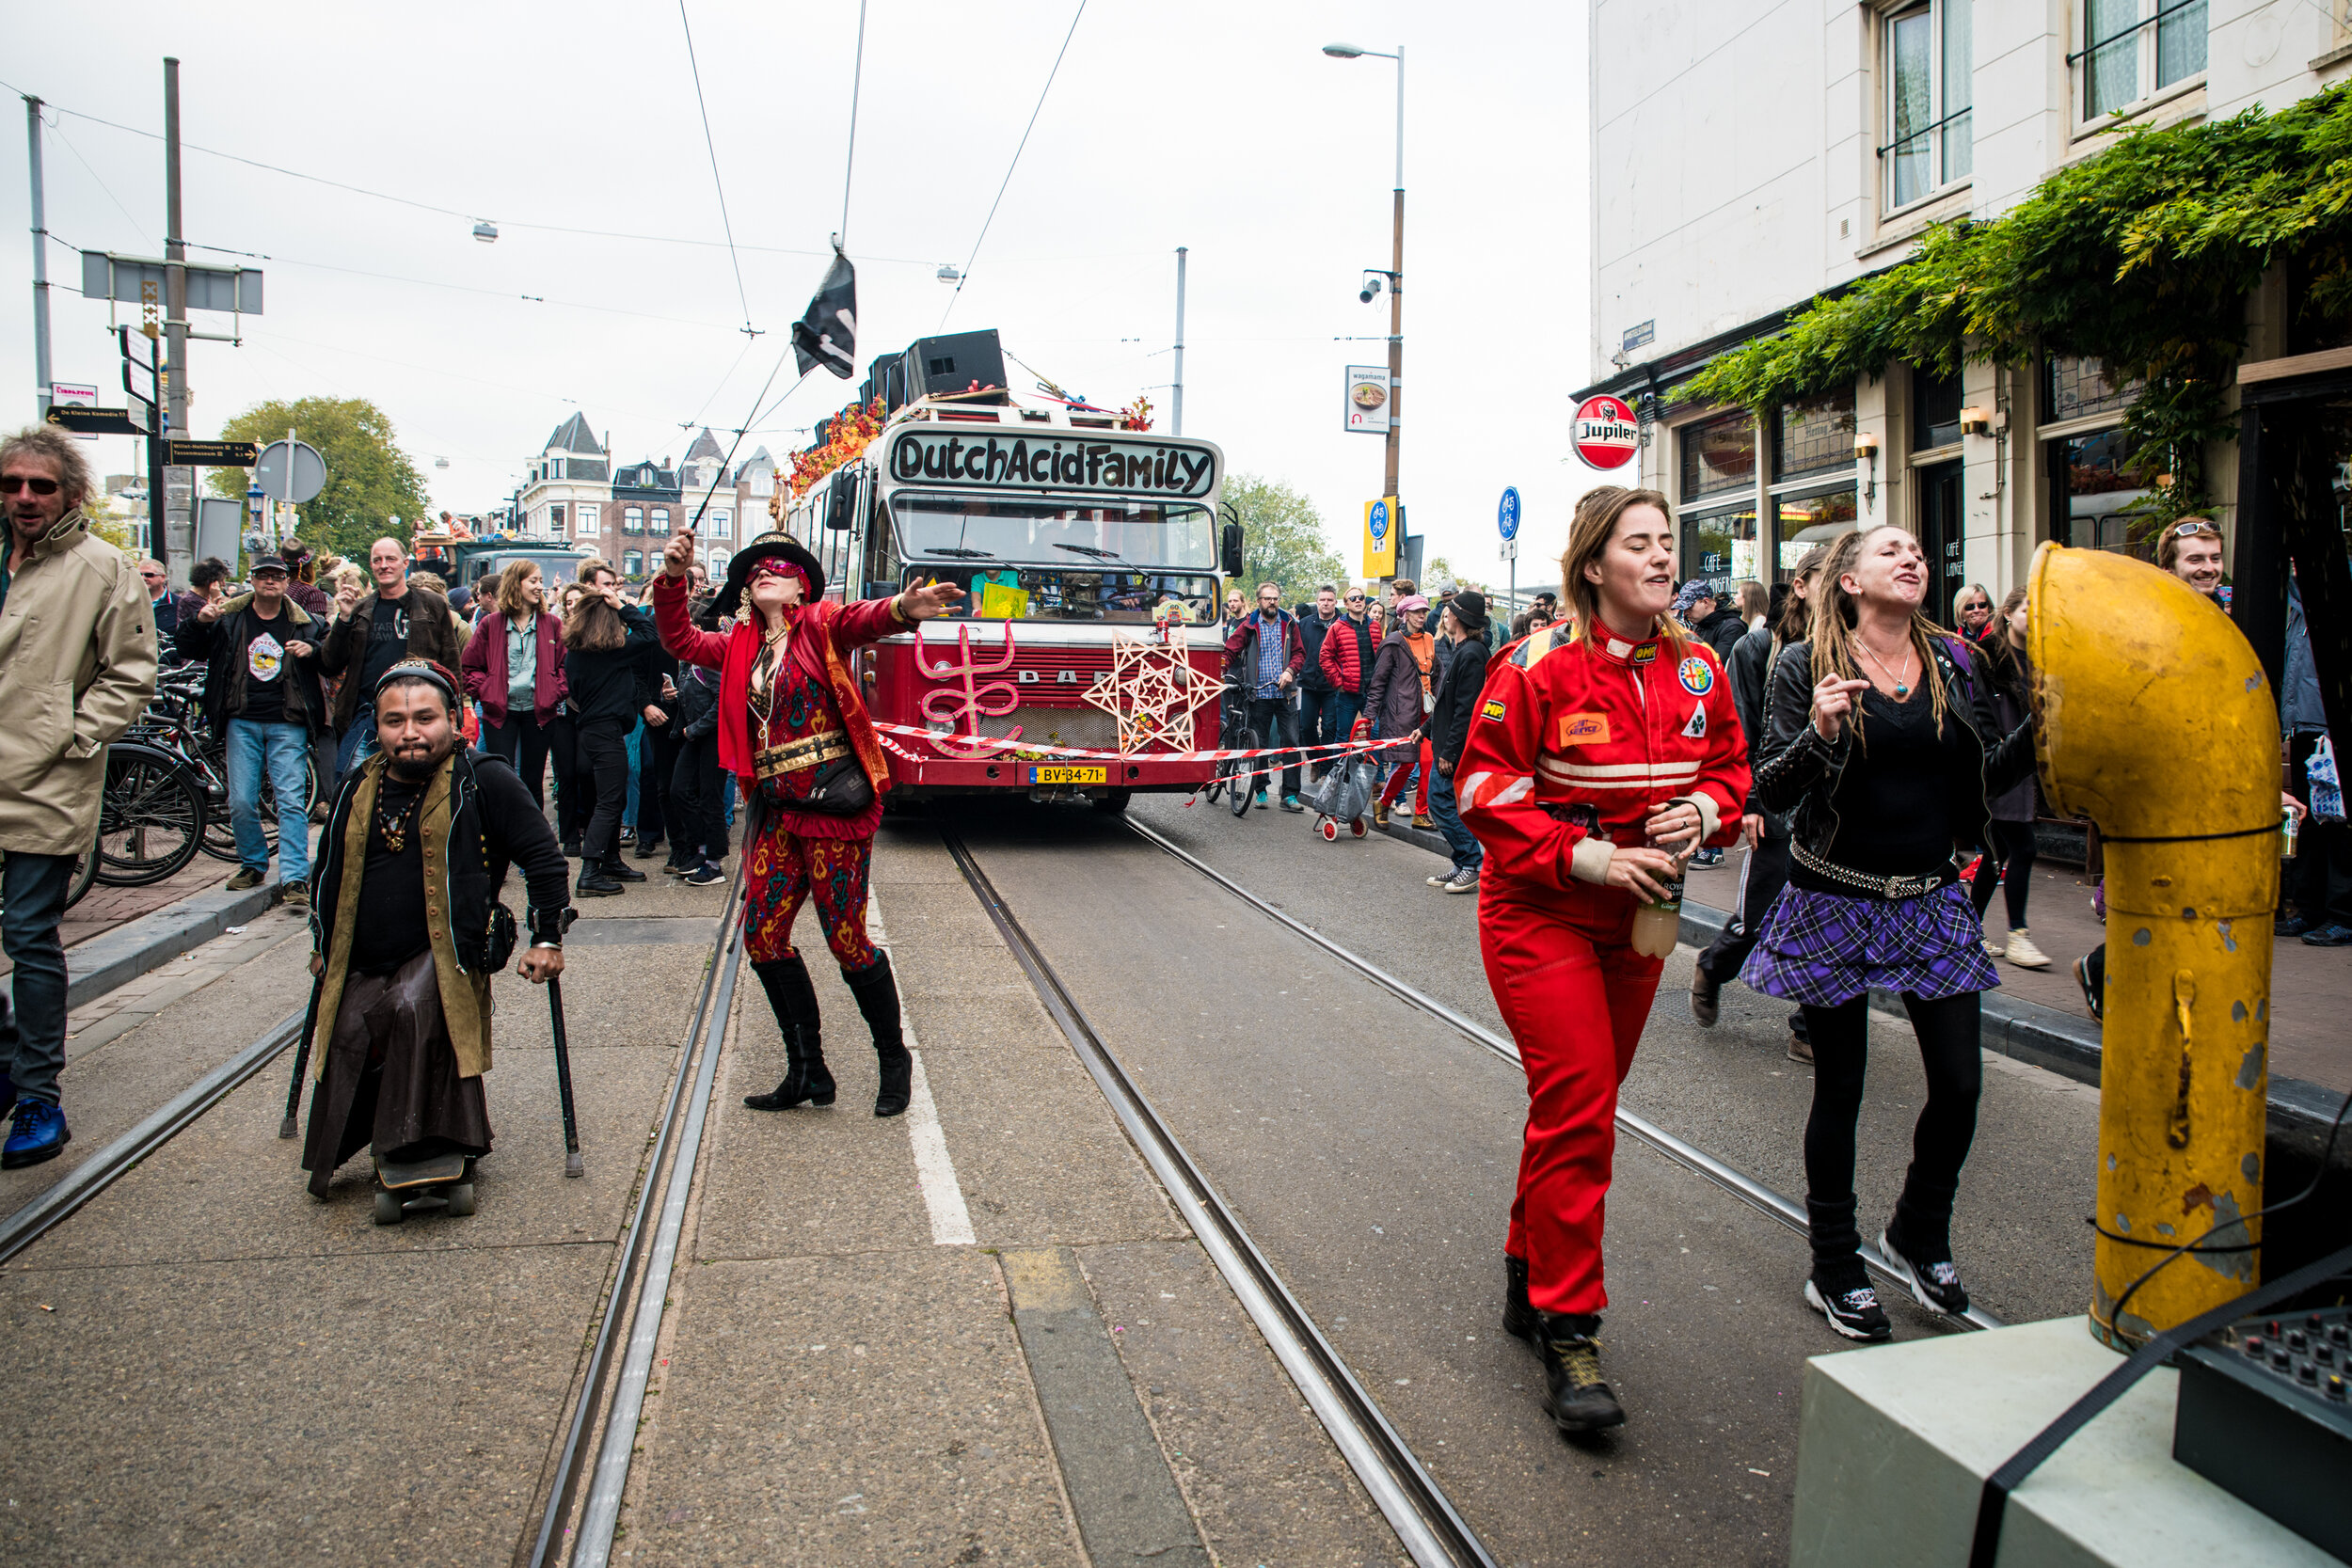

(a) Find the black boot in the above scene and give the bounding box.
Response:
[743,956,835,1110]
[844,955,912,1117]
[577,863,623,898]
[601,856,647,882]
[1534,1310,1625,1433]
[1502,1254,1538,1350]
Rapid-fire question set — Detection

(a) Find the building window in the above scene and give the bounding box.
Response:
[1774,388,1857,482]
[2084,0,2205,120]
[624,506,644,534]
[1912,366,1963,451]
[2049,427,2151,553]
[549,504,565,535]
[2045,355,2143,422]
[1681,502,1757,584]
[707,507,731,540]
[747,468,773,498]
[707,546,731,577]
[652,508,671,531]
[1885,0,1971,212]
[1679,410,1756,503]
[1776,483,1860,571]
[623,550,644,578]
[577,504,599,537]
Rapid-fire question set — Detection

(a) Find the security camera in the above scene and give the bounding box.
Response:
[1359,274,1385,304]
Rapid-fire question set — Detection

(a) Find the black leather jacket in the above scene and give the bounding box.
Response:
[1753,634,2036,863]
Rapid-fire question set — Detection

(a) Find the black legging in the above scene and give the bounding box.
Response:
[483,709,553,807]
[1801,990,1982,1264]
[1969,819,2037,931]
[577,718,629,863]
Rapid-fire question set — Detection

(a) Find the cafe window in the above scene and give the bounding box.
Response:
[1679,410,1756,503]
[1776,483,1860,572]
[2044,354,2141,422]
[1913,365,1963,451]
[1681,502,1757,584]
[2083,0,2206,121]
[1774,388,1857,482]
[1884,0,1972,211]
[2049,427,2151,554]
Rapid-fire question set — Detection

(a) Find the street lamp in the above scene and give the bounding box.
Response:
[1324,41,1405,545]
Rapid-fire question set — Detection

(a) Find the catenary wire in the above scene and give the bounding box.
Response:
[939,1,1088,329]
[675,0,756,336]
[839,0,868,249]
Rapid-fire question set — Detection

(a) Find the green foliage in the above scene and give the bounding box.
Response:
[1683,84,2352,526]
[207,397,431,565]
[1223,472,1349,598]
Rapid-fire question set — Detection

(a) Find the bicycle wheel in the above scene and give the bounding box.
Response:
[1228,727,1262,817]
[67,828,100,910]
[95,743,207,887]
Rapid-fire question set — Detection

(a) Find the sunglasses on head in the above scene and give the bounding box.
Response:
[2171,521,2220,538]
[0,475,60,496]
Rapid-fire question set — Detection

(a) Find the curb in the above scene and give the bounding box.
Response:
[57,882,284,1011]
[1373,817,2346,1161]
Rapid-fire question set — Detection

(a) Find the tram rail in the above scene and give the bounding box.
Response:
[1121,815,2006,1333]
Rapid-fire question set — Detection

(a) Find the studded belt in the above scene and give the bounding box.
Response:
[753,730,849,781]
[1791,841,1956,900]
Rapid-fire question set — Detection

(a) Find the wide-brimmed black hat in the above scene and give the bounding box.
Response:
[707,530,825,626]
[1450,589,1488,631]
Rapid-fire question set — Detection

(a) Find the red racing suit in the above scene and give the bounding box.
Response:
[1456,625,1750,1315]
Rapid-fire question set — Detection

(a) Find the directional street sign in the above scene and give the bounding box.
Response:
[253,439,327,503]
[164,439,260,467]
[45,406,148,437]
[123,358,156,406]
[1498,485,1521,542]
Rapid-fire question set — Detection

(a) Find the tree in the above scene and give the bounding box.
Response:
[1224,472,1348,603]
[208,397,430,565]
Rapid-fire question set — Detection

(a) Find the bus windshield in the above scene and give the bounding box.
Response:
[891,494,1217,572]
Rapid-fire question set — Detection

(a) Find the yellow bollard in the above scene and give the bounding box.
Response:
[2026,542,2280,1349]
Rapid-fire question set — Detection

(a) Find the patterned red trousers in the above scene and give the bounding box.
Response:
[742,826,878,969]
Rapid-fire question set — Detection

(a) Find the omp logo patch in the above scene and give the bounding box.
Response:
[1558,712,1611,746]
[1630,642,1660,666]
[1480,698,1508,722]
[1677,656,1715,694]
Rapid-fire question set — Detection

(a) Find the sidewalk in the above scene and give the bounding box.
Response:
[56,857,232,950]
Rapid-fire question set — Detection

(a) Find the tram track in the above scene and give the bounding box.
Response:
[1122,815,2005,1334]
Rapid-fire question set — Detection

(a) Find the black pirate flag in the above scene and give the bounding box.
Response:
[791,249,858,380]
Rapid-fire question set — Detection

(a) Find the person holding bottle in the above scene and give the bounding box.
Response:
[1744,524,2035,1344]
[1454,485,1748,1434]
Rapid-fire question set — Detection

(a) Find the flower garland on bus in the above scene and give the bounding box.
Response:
[786,396,889,501]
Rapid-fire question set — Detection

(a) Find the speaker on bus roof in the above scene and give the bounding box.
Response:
[903,330,1007,404]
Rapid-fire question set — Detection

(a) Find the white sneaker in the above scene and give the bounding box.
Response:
[2004,930,2050,970]
[1426,872,1450,887]
[1981,937,2006,958]
[1443,866,1480,895]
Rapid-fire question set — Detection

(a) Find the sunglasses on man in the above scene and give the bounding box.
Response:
[2171,521,2220,538]
[0,475,61,496]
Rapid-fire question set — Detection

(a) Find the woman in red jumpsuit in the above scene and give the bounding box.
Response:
[651,526,961,1117]
[1454,485,1750,1433]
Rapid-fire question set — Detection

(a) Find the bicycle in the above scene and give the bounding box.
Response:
[1202,675,1262,818]
[95,740,209,887]
[129,667,317,867]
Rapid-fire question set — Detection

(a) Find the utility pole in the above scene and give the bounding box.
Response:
[162,57,192,572]
[1167,247,1185,439]
[1384,47,1404,508]
[25,97,51,418]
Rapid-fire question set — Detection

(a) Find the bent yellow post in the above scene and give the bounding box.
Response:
[2027,542,2279,1349]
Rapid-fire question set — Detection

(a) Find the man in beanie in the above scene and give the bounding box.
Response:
[1424,589,1490,893]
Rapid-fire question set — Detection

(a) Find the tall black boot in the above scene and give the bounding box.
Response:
[744,955,835,1111]
[843,954,911,1117]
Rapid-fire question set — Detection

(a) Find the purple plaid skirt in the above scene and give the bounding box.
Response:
[1740,880,1999,1007]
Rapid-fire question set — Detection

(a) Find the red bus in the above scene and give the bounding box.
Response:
[786,397,1242,809]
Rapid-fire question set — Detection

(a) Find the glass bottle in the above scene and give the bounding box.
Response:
[1629,832,1688,959]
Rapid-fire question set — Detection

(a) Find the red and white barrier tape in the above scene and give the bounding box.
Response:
[872,721,1392,768]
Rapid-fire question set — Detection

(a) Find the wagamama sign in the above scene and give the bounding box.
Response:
[887,429,1219,499]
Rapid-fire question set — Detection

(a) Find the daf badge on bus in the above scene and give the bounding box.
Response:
[1570,394,1640,471]
[887,428,1218,499]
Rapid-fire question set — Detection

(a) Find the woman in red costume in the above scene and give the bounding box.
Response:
[651,525,962,1117]
[1454,486,1751,1433]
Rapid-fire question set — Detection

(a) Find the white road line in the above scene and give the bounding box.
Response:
[904,1037,976,1245]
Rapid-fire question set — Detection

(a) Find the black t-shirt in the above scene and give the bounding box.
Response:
[239,603,290,723]
[358,595,412,706]
[1819,684,1973,876]
[350,770,431,975]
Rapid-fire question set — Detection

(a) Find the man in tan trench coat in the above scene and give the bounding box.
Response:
[0,427,158,1166]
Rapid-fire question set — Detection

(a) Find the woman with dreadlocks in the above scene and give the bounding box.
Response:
[651,525,962,1117]
[1745,524,2034,1341]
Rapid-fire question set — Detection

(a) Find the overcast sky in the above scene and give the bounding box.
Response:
[5,1,1590,592]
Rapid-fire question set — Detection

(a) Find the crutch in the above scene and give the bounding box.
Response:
[278,971,326,1140]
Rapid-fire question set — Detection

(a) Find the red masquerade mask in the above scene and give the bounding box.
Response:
[749,558,810,596]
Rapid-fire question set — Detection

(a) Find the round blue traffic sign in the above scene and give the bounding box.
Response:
[1498,486,1521,541]
[1369,499,1390,541]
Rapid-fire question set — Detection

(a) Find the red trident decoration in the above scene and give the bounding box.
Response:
[916,620,1023,754]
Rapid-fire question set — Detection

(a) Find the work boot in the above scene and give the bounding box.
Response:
[844,954,912,1117]
[601,858,647,883]
[1374,801,1391,829]
[1535,1310,1625,1433]
[2,1098,71,1170]
[1689,962,1721,1027]
[744,955,835,1110]
[1411,811,1436,830]
[577,863,624,898]
[226,866,264,892]
[1502,1254,1538,1350]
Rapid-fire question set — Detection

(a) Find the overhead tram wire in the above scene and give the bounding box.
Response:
[675,0,758,340]
[938,0,1088,329]
[839,1,868,248]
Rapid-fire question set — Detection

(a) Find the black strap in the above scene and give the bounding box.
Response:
[1966,1240,2352,1568]
[2095,820,2280,846]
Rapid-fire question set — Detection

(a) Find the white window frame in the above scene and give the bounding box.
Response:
[576,503,599,538]
[707,507,731,540]
[1879,0,1973,217]
[2074,0,2207,131]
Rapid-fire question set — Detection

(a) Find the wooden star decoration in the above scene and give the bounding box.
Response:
[1081,626,1221,753]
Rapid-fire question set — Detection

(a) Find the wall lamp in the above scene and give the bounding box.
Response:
[1854,431,1881,505]
[1960,405,1993,436]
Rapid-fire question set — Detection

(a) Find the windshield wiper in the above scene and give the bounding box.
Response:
[923,546,999,559]
[1054,543,1122,560]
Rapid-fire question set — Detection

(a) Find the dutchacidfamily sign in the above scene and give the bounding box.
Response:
[886,428,1220,499]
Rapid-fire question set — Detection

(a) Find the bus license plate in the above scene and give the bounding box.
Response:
[1029,765,1106,785]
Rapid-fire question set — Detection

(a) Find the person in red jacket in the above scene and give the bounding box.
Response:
[651,526,961,1117]
[1456,484,1749,1434]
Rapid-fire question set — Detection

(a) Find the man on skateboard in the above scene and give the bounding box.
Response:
[298,660,572,1203]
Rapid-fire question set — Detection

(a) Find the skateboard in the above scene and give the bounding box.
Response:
[371,1148,476,1225]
